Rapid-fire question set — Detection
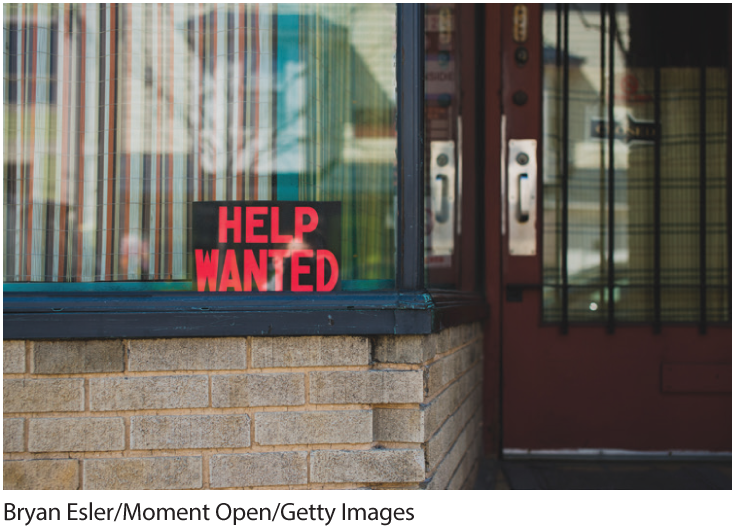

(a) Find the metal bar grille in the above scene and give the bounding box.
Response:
[560,4,570,334]
[653,23,662,334]
[541,3,731,328]
[699,59,707,334]
[606,4,616,334]
[729,47,733,325]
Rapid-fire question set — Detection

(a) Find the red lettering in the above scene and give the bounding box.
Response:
[218,207,241,243]
[270,207,293,244]
[294,207,318,242]
[218,249,242,291]
[291,250,314,292]
[316,249,339,292]
[243,249,268,292]
[195,249,219,292]
[268,249,290,291]
[246,207,268,243]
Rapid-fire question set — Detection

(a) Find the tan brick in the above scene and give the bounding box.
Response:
[373,335,438,364]
[255,411,371,445]
[4,418,25,452]
[436,327,452,356]
[447,430,482,490]
[212,374,304,408]
[131,415,250,450]
[252,336,369,368]
[422,367,481,438]
[426,385,482,470]
[460,323,482,345]
[210,452,307,488]
[3,340,25,373]
[4,459,79,490]
[28,418,125,452]
[426,341,482,396]
[373,408,424,443]
[461,457,481,490]
[4,379,84,413]
[425,412,481,490]
[311,449,425,483]
[83,457,202,490]
[309,370,423,404]
[33,340,124,374]
[128,337,247,371]
[90,376,208,411]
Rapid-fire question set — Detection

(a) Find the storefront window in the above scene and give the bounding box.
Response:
[4,3,397,292]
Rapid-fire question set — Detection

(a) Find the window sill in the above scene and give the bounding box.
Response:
[3,290,487,339]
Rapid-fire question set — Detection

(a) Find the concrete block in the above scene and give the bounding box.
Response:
[128,337,247,371]
[252,336,369,368]
[255,411,371,445]
[426,385,481,470]
[426,342,481,396]
[460,323,482,345]
[131,414,251,450]
[425,412,480,490]
[4,460,79,490]
[309,370,423,404]
[33,340,124,374]
[212,374,305,408]
[29,418,125,452]
[89,376,208,411]
[311,449,425,483]
[436,326,458,356]
[210,452,307,488]
[4,418,24,452]
[373,335,439,364]
[422,367,481,439]
[4,378,84,413]
[373,408,424,443]
[447,430,482,490]
[3,340,25,373]
[83,457,202,490]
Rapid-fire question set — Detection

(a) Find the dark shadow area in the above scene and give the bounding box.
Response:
[475,458,732,490]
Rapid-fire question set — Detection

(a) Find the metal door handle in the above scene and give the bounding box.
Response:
[435,174,450,222]
[518,173,530,222]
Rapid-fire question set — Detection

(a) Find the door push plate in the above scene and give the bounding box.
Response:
[508,139,537,256]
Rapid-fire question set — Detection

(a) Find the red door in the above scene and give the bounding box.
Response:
[484,4,731,455]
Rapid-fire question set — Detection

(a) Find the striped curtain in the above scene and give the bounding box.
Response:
[3,3,397,286]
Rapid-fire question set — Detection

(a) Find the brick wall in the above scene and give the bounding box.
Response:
[3,323,483,490]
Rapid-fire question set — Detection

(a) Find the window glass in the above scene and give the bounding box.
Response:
[3,3,397,292]
[542,4,730,323]
[424,3,462,288]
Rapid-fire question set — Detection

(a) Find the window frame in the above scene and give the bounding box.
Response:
[3,4,486,340]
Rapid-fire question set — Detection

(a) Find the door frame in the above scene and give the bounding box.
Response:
[482,3,731,457]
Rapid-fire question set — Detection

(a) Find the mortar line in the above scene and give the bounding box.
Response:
[23,416,30,452]
[25,340,31,373]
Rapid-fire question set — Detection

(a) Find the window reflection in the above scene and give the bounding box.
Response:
[425,3,462,287]
[3,3,397,290]
[542,4,730,323]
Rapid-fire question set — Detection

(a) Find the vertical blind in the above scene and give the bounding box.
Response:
[4,3,397,287]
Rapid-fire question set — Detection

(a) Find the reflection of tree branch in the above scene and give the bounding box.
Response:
[572,4,629,60]
[573,4,601,31]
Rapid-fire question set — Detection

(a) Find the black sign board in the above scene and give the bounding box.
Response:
[590,114,659,144]
[192,201,342,292]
